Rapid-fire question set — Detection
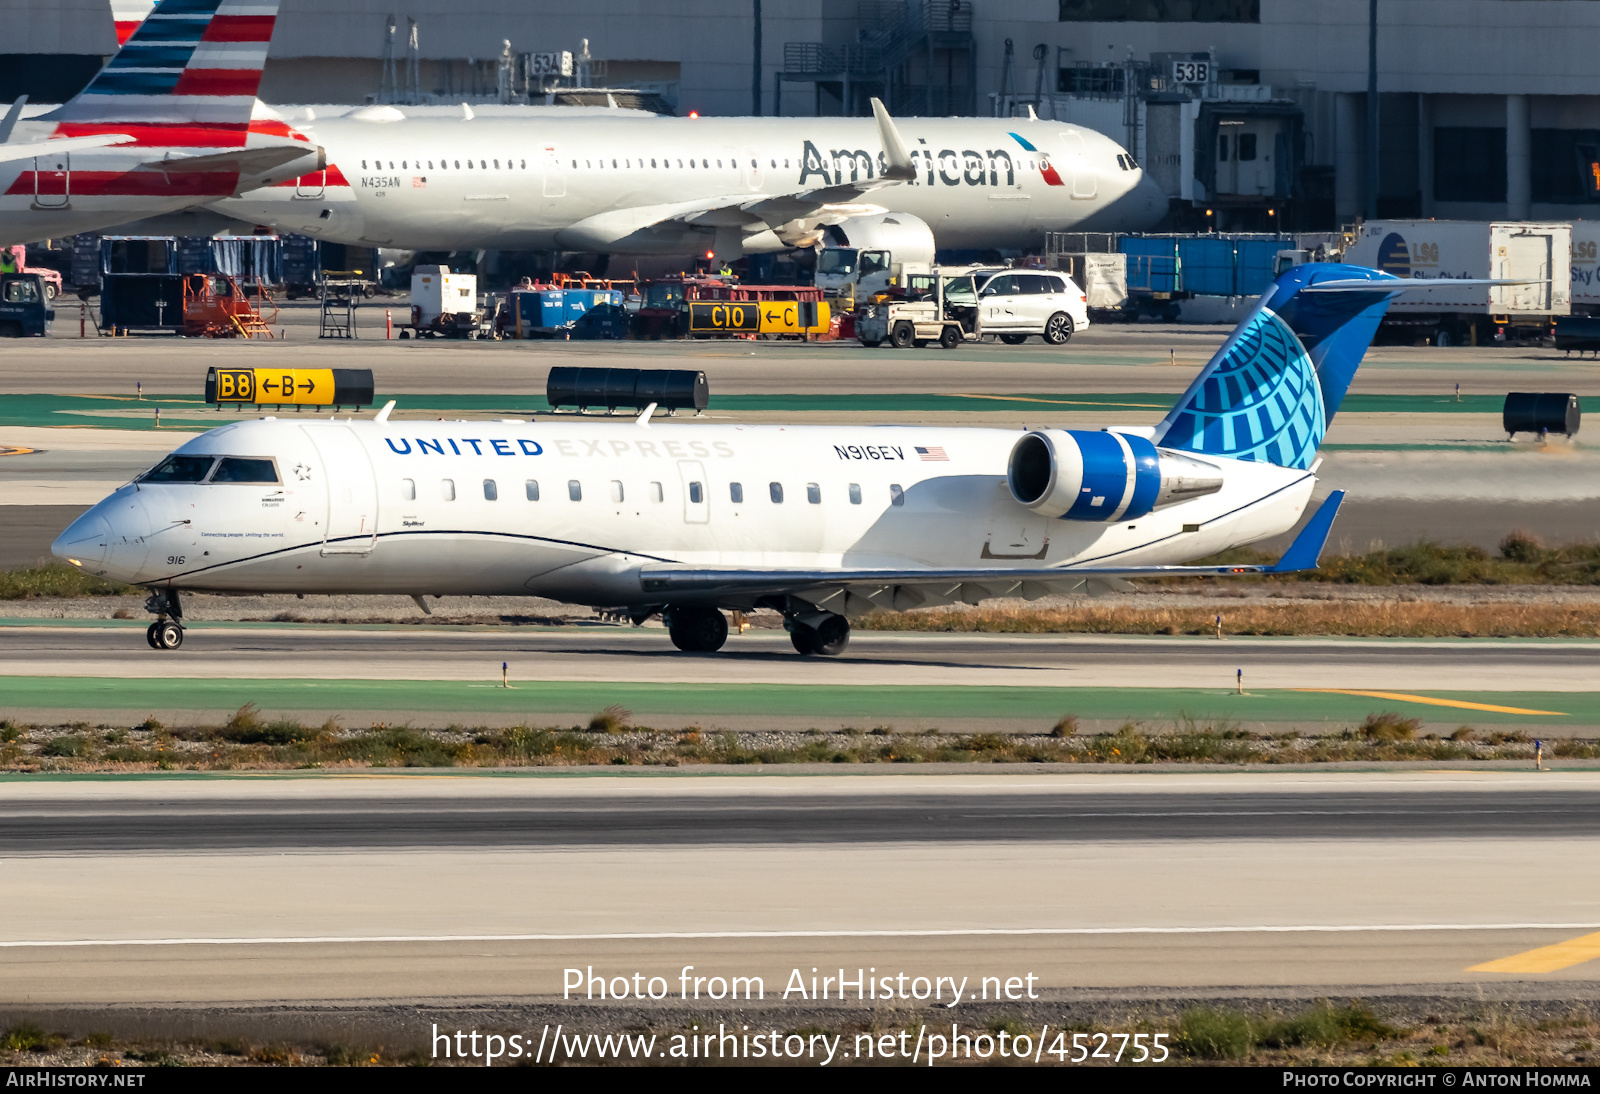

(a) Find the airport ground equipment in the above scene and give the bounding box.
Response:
[812,212,936,305]
[546,367,708,414]
[0,273,54,336]
[318,278,365,338]
[1554,315,1600,355]
[1569,221,1600,315]
[499,286,625,338]
[179,274,278,339]
[1343,221,1571,345]
[0,245,63,300]
[205,367,374,412]
[855,265,1087,348]
[404,265,481,339]
[1503,393,1580,439]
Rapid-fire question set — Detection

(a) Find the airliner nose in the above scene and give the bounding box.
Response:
[1130,173,1167,230]
[52,509,111,566]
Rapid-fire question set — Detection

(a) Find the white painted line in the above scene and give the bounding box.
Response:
[2,923,1597,948]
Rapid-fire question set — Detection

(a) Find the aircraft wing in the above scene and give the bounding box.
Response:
[0,133,136,164]
[638,492,1345,615]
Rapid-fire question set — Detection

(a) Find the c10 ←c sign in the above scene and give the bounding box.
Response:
[205,367,375,409]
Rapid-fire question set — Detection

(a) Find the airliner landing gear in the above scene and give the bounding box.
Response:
[143,589,184,651]
[789,614,850,656]
[666,605,728,653]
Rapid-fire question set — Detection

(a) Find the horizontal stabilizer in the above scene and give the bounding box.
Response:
[1263,490,1345,574]
[1300,277,1544,293]
[0,133,136,164]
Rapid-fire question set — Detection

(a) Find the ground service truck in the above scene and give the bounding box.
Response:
[1342,220,1571,344]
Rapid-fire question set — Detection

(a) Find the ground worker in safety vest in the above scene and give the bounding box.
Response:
[718,261,733,277]
[0,248,17,274]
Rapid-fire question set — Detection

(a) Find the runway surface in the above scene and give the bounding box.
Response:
[3,771,1598,1005]
[3,623,1595,731]
[5,624,1596,692]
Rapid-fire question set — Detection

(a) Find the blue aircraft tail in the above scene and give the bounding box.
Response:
[1151,263,1404,470]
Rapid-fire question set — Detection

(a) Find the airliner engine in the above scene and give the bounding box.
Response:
[1007,429,1223,523]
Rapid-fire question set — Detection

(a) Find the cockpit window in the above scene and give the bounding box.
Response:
[210,458,279,484]
[139,455,215,483]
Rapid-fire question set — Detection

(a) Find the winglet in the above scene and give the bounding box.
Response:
[374,399,396,422]
[870,97,916,181]
[1266,490,1345,574]
[0,96,25,144]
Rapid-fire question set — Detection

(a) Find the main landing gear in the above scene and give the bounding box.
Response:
[788,614,850,656]
[666,605,729,652]
[144,589,184,651]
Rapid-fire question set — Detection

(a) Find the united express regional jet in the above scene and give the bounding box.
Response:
[54,264,1443,655]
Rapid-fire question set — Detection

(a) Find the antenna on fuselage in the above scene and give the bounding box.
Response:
[374,399,396,422]
[636,402,657,427]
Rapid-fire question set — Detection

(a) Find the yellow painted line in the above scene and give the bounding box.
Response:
[1294,689,1567,716]
[951,393,1171,410]
[1470,931,1600,973]
[0,446,37,457]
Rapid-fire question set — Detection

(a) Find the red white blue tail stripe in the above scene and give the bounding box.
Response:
[58,0,278,131]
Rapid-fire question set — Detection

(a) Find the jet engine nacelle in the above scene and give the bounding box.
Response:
[1007,429,1224,522]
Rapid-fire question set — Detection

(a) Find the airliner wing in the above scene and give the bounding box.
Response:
[139,144,320,176]
[639,492,1344,614]
[0,133,136,164]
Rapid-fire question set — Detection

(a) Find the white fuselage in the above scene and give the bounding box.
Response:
[212,114,1166,253]
[57,417,1314,607]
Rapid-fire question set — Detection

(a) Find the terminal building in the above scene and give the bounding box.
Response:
[3,0,1596,231]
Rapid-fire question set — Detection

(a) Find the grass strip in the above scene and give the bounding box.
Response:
[2,706,1592,773]
[2,678,1597,726]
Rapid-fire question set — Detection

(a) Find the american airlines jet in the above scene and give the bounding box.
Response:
[211,99,1166,256]
[0,0,316,247]
[53,264,1450,655]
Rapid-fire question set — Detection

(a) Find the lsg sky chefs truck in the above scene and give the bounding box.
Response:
[1343,221,1571,345]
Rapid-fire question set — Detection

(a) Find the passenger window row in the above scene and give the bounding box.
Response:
[400,478,907,506]
[358,157,798,173]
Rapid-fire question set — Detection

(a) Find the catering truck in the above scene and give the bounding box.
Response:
[812,212,935,304]
[1342,220,1571,345]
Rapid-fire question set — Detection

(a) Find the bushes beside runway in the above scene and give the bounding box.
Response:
[1,712,1593,772]
[860,600,1600,637]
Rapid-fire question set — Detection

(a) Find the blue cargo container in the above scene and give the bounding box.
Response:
[1175,237,1235,297]
[1118,237,1179,294]
[1234,239,1286,297]
[508,288,625,337]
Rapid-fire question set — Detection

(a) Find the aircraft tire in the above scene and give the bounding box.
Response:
[938,326,962,350]
[889,322,915,349]
[859,338,883,348]
[1043,313,1074,345]
[790,616,849,656]
[814,615,850,656]
[146,622,160,649]
[668,606,728,653]
[789,623,821,655]
[154,621,184,650]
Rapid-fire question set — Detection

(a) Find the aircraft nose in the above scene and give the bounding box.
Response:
[52,509,111,566]
[1130,173,1168,229]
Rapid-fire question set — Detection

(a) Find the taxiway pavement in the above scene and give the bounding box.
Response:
[1,771,1597,1005]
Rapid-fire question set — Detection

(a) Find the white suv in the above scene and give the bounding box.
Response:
[976,270,1089,344]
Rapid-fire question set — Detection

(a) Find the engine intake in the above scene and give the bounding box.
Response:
[1007,429,1223,522]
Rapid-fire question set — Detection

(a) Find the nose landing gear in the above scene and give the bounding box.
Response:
[143,589,184,651]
